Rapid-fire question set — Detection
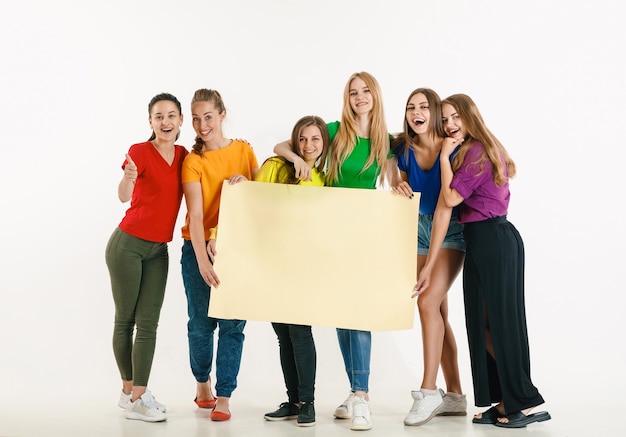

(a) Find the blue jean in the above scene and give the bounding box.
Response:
[418,214,466,255]
[336,328,371,392]
[181,239,246,398]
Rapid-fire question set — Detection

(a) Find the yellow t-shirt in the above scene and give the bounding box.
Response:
[181,140,258,240]
[254,157,325,186]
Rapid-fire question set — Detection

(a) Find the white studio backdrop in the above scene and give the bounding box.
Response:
[1,0,624,418]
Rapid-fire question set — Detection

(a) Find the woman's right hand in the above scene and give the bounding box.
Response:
[198,259,220,288]
[207,239,217,263]
[441,137,462,158]
[293,156,311,181]
[124,154,138,183]
[392,181,414,198]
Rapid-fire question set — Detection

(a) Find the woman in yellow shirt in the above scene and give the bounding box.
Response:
[257,115,328,427]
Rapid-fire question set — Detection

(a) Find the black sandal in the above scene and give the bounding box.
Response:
[472,406,504,424]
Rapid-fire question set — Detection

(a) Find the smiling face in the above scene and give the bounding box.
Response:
[191,100,225,142]
[348,77,373,116]
[149,100,182,142]
[405,93,431,136]
[442,102,465,139]
[297,124,324,167]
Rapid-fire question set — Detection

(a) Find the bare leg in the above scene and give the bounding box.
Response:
[417,249,464,393]
[122,380,133,396]
[354,390,369,401]
[131,386,147,402]
[473,312,503,421]
[214,396,231,414]
[196,378,215,403]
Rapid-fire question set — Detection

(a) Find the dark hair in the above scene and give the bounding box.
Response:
[190,89,226,155]
[392,88,445,160]
[147,93,182,141]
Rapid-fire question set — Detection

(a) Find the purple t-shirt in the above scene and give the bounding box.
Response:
[450,141,510,224]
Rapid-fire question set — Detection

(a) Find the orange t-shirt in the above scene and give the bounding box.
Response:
[181,140,258,240]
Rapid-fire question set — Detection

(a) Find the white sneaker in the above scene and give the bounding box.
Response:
[404,388,443,426]
[118,389,166,413]
[351,397,372,431]
[118,391,132,409]
[125,391,167,422]
[436,392,467,416]
[334,392,355,419]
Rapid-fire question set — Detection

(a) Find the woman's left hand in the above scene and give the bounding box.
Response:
[228,174,248,184]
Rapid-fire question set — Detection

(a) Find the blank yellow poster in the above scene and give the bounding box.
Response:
[208,181,419,331]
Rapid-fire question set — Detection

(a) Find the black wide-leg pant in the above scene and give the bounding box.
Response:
[463,216,544,413]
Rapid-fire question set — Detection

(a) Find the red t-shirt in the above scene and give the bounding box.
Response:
[119,141,189,242]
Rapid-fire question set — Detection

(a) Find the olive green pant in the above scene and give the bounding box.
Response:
[105,227,168,386]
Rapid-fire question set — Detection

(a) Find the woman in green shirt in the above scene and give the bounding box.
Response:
[273,72,396,431]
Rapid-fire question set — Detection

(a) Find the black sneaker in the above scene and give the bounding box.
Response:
[297,401,315,427]
[264,402,298,421]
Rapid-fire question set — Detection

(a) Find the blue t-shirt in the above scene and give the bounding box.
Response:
[395,143,458,216]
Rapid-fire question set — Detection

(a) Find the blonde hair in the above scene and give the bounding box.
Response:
[443,94,516,186]
[326,72,390,185]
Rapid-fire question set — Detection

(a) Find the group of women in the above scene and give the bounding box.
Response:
[104,72,550,430]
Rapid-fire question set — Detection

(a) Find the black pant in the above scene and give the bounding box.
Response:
[463,216,544,412]
[272,322,316,403]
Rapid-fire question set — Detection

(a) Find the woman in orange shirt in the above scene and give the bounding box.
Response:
[180,88,258,421]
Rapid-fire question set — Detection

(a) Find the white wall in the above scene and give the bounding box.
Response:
[1,0,624,413]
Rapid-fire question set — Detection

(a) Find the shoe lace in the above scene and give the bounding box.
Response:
[141,392,159,409]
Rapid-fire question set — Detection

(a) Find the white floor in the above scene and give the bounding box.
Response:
[1,263,620,437]
[0,389,610,437]
[0,316,615,437]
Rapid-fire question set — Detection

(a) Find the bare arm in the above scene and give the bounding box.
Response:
[440,138,464,207]
[386,156,405,191]
[118,154,137,202]
[391,168,414,198]
[273,140,311,181]
[183,181,220,288]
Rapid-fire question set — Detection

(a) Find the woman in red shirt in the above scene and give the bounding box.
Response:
[105,93,188,423]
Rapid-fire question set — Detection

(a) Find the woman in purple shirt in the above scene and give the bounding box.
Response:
[438,94,550,429]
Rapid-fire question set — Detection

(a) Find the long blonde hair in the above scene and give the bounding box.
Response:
[326,72,390,185]
[443,94,516,186]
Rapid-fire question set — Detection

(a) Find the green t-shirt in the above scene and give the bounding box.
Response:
[326,121,390,189]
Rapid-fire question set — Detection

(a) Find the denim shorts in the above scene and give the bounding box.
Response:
[417,214,466,255]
